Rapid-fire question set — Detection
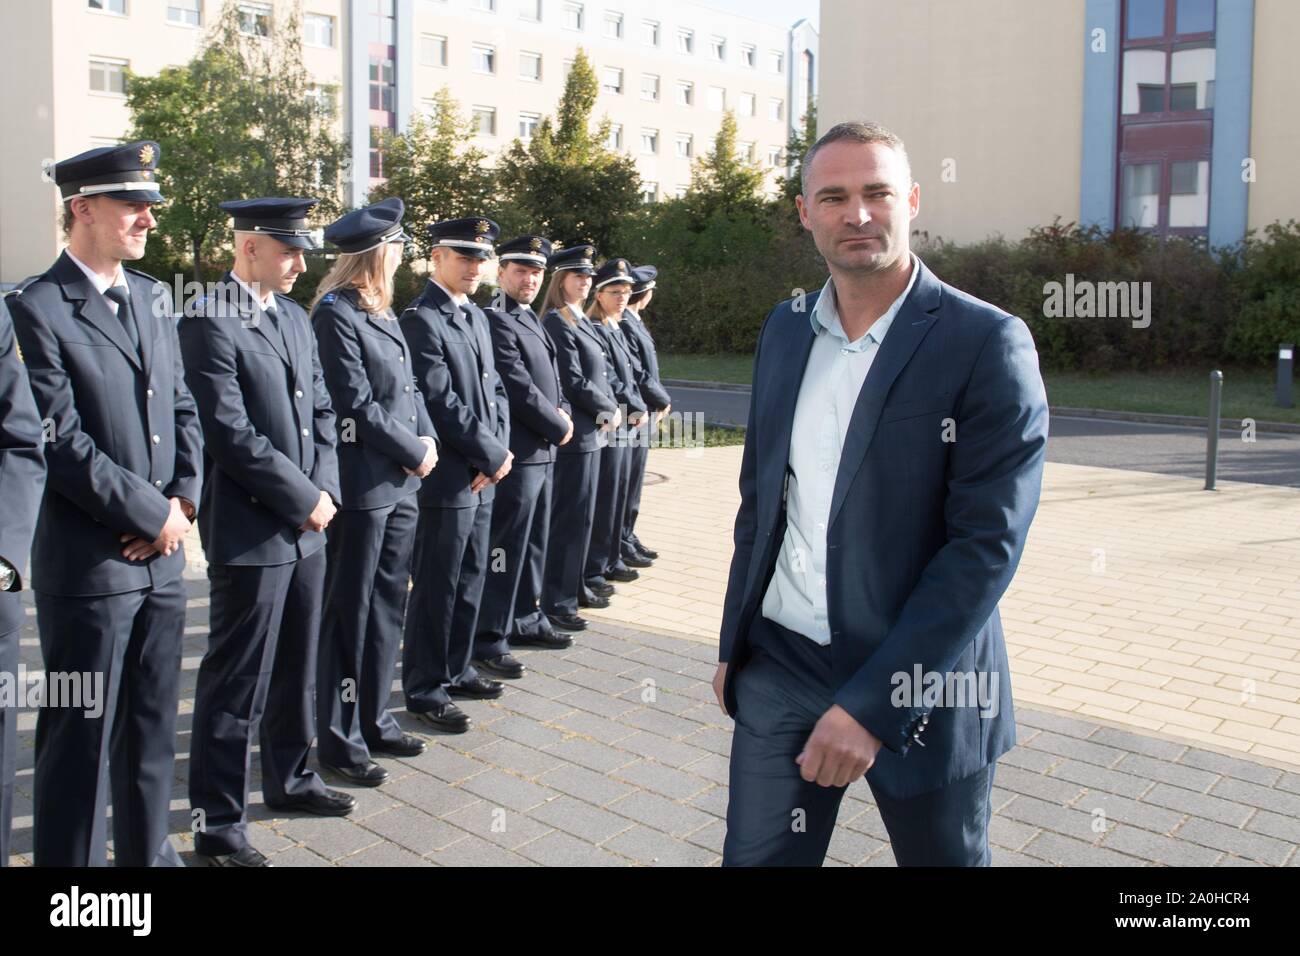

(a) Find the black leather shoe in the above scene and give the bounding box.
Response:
[475,653,526,679]
[634,544,658,560]
[546,612,588,632]
[622,552,653,568]
[413,703,471,733]
[606,567,640,583]
[198,845,273,867]
[588,582,615,597]
[512,629,573,649]
[449,675,503,700]
[579,591,610,609]
[264,788,356,817]
[322,761,389,787]
[369,733,426,757]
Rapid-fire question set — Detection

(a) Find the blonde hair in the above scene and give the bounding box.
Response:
[311,244,396,315]
[542,270,589,325]
[586,281,632,326]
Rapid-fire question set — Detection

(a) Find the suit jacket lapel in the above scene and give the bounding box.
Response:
[54,253,143,371]
[127,272,156,377]
[225,273,289,365]
[768,308,817,489]
[827,263,942,531]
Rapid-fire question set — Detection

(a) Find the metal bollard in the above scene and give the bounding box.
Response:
[1278,344,1294,409]
[1205,370,1222,491]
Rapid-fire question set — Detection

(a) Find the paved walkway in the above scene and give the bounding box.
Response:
[4,446,1299,866]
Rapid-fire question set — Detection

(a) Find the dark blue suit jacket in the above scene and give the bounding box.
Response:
[312,288,437,511]
[9,252,203,596]
[399,281,510,508]
[719,257,1048,800]
[178,273,340,567]
[619,309,672,411]
[0,296,46,632]
[543,308,618,455]
[486,295,570,465]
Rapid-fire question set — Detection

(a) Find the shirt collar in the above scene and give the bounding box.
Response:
[432,278,468,307]
[811,253,920,352]
[65,249,126,297]
[230,269,275,310]
[567,303,586,324]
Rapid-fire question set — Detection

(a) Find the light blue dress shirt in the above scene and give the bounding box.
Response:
[761,256,920,645]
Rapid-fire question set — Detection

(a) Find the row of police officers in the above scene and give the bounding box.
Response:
[0,140,672,867]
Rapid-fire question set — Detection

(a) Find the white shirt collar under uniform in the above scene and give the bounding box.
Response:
[432,278,468,307]
[66,249,127,305]
[230,269,275,311]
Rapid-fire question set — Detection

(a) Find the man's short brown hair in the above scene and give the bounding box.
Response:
[801,121,912,197]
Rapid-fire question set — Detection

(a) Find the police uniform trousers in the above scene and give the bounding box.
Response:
[0,603,22,866]
[621,438,650,558]
[542,449,600,617]
[474,461,552,660]
[722,613,997,867]
[32,578,186,867]
[585,438,631,585]
[403,501,492,712]
[317,495,418,769]
[189,548,327,856]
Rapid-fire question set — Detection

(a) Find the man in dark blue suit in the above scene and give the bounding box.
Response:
[181,198,352,867]
[715,122,1048,866]
[0,294,46,866]
[9,142,203,866]
[400,217,512,733]
[475,235,575,675]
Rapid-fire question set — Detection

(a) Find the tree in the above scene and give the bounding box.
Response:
[495,48,641,254]
[685,110,768,221]
[125,1,347,280]
[779,103,819,204]
[369,88,496,260]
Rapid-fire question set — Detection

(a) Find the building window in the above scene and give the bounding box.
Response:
[768,97,783,121]
[166,0,201,27]
[519,0,541,22]
[641,73,659,101]
[707,86,725,111]
[563,2,583,30]
[472,0,495,11]
[674,184,688,199]
[741,43,756,67]
[472,44,496,74]
[604,12,623,39]
[675,80,693,106]
[769,49,783,73]
[89,57,128,95]
[738,140,755,162]
[738,92,755,117]
[640,128,659,154]
[642,19,659,46]
[369,126,387,179]
[237,1,272,36]
[676,28,693,54]
[675,133,692,158]
[303,13,334,47]
[605,123,623,150]
[88,0,127,14]
[519,111,541,140]
[366,0,394,44]
[421,34,447,67]
[640,182,658,204]
[473,106,497,136]
[369,57,395,110]
[563,58,574,78]
[709,35,725,61]
[519,51,542,81]
[767,145,783,167]
[306,84,337,119]
[602,67,623,94]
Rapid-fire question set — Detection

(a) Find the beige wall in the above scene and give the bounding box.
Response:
[1246,0,1300,234]
[817,0,1086,245]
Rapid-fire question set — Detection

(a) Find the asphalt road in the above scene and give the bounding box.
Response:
[666,385,1300,488]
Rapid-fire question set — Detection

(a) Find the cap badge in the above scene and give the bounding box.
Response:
[529,237,542,251]
[138,144,155,166]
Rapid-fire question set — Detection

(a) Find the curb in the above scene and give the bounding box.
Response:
[661,378,753,392]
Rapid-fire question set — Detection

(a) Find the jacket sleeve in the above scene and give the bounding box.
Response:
[160,286,203,507]
[9,291,172,542]
[832,316,1049,754]
[624,321,673,410]
[400,306,510,475]
[314,301,427,471]
[177,312,323,528]
[307,320,341,505]
[0,301,46,586]
[546,313,617,420]
[489,316,570,445]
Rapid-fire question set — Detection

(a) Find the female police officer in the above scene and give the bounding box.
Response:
[311,198,438,785]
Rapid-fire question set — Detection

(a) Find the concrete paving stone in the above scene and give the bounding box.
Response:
[551,709,640,745]
[1113,752,1221,792]
[1177,748,1285,786]
[476,713,568,750]
[603,824,720,866]
[381,774,481,818]
[1089,726,1190,761]
[825,826,887,865]
[245,824,298,855]
[473,738,567,778]
[495,688,578,722]
[988,815,1039,852]
[864,846,898,866]
[1141,783,1254,828]
[689,785,730,819]
[990,847,1055,867]
[274,816,384,862]
[610,759,713,800]
[626,645,702,674]
[497,671,576,700]
[326,780,404,820]
[1208,776,1300,818]
[426,833,537,867]
[535,763,637,807]
[560,669,643,697]
[511,653,580,681]
[266,845,333,867]
[681,752,731,787]
[840,805,892,842]
[996,746,1061,774]
[1244,808,1300,844]
[563,646,642,675]
[1079,790,1187,834]
[1216,854,1267,867]
[1015,709,1105,738]
[440,801,555,850]
[1173,817,1294,865]
[616,731,711,769]
[682,725,733,758]
[1047,758,1153,799]
[684,818,727,855]
[357,806,469,855]
[999,794,1099,839]
[553,685,643,719]
[457,769,560,812]
[613,665,700,694]
[1021,831,1147,867]
[543,735,639,773]
[616,706,706,740]
[514,829,627,867]
[994,764,1089,804]
[606,790,717,838]
[1275,771,1300,795]
[570,632,638,657]
[338,842,433,866]
[1022,730,1127,768]
[1100,823,1223,866]
[618,687,707,716]
[398,744,490,784]
[526,794,637,844]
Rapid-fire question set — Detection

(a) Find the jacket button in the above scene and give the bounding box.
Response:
[482,372,489,380]
[398,355,404,362]
[301,428,310,437]
[404,385,411,392]
[409,416,416,423]
[146,388,154,398]
[295,389,304,398]
[151,434,160,444]
[251,496,258,503]
[154,479,163,488]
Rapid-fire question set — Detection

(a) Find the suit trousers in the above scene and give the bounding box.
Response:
[403,502,491,711]
[585,441,630,583]
[621,439,650,556]
[475,461,550,659]
[33,577,186,867]
[190,548,328,856]
[723,614,997,867]
[317,496,419,769]
[542,450,600,617]
[0,622,19,865]
[510,460,555,640]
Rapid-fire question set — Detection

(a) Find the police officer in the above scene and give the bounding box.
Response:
[584,258,648,596]
[8,142,203,866]
[540,245,619,632]
[312,198,437,785]
[0,293,46,866]
[474,235,576,673]
[399,217,511,733]
[618,265,671,565]
[180,197,350,868]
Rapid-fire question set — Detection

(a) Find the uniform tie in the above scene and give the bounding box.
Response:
[103,286,140,352]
